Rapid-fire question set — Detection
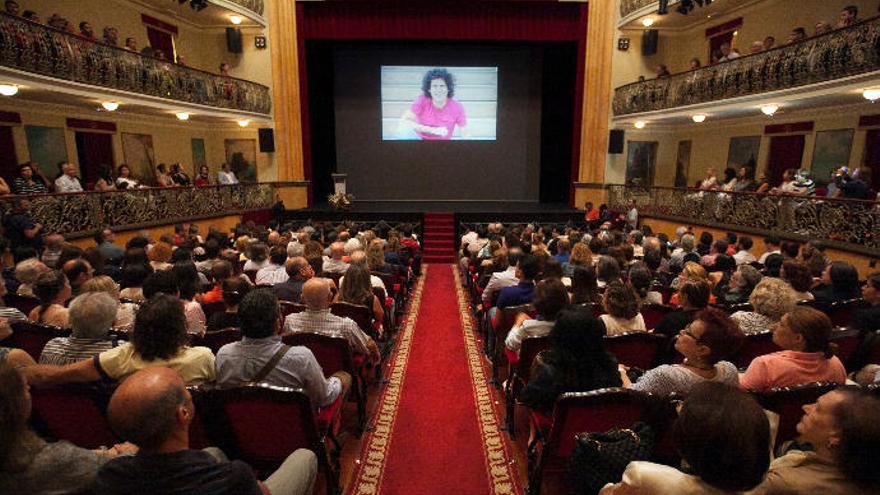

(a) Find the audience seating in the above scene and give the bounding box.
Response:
[279,300,307,318]
[186,386,213,450]
[330,302,375,339]
[30,383,118,450]
[191,327,242,354]
[200,301,227,319]
[733,330,781,370]
[504,335,550,438]
[243,270,258,284]
[604,332,669,370]
[824,298,870,328]
[753,381,839,452]
[4,321,67,360]
[488,304,535,386]
[828,328,862,370]
[640,304,674,330]
[5,293,41,315]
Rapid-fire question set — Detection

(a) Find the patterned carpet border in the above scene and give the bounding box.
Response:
[453,264,520,495]
[348,265,428,495]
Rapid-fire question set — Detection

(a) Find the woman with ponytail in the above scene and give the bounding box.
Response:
[27,270,71,329]
[740,306,846,392]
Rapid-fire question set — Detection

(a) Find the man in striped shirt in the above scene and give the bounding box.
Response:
[39,292,116,366]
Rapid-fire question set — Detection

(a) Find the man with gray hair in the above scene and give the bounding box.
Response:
[14,257,49,297]
[39,292,117,365]
[669,233,696,270]
[322,241,349,274]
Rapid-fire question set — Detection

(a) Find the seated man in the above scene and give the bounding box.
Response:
[94,367,317,495]
[495,253,540,309]
[274,256,313,303]
[283,278,380,364]
[481,248,522,305]
[62,258,94,297]
[215,289,350,408]
[39,292,117,366]
[322,242,349,275]
[255,246,289,286]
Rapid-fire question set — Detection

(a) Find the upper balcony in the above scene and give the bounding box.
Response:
[138,0,266,27]
[613,15,880,118]
[0,12,271,119]
[619,0,748,29]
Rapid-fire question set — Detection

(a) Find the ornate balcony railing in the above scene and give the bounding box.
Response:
[613,16,880,116]
[0,13,271,115]
[607,185,880,256]
[222,0,265,17]
[620,0,655,19]
[12,183,277,239]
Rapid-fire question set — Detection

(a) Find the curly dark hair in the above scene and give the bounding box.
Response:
[692,308,744,364]
[132,294,189,361]
[421,68,455,98]
[603,281,640,319]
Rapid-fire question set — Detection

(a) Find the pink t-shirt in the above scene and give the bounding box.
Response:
[410,95,467,140]
[740,350,846,392]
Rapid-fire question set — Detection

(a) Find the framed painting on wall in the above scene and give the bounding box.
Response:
[121,133,156,184]
[674,140,692,188]
[191,138,206,175]
[25,125,68,179]
[224,139,257,183]
[811,129,853,185]
[625,141,658,187]
[727,136,761,173]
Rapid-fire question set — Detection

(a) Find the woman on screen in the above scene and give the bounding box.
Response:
[398,68,469,140]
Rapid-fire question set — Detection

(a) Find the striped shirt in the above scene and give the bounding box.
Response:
[39,336,115,366]
[12,177,47,195]
[283,308,372,356]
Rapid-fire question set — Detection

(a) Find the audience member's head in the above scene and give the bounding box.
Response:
[603,281,640,319]
[301,278,334,311]
[773,306,834,357]
[143,270,179,299]
[679,279,711,310]
[68,292,117,340]
[14,258,48,287]
[822,261,860,297]
[33,270,70,306]
[677,308,744,365]
[597,255,621,283]
[780,260,812,295]
[749,277,797,322]
[516,253,541,281]
[132,294,188,361]
[763,253,784,278]
[532,278,567,321]
[238,288,279,339]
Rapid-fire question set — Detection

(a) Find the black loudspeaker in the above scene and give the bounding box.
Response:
[642,29,659,56]
[258,128,275,152]
[226,27,243,54]
[608,130,625,154]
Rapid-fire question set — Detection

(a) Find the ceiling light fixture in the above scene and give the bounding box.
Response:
[229,15,242,25]
[175,112,190,121]
[634,121,647,129]
[692,114,707,123]
[237,119,250,127]
[760,104,779,116]
[101,102,119,111]
[863,88,880,102]
[641,18,655,27]
[0,84,19,96]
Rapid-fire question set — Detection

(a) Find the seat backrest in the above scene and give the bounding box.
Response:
[372,271,394,293]
[640,304,674,330]
[754,382,839,449]
[6,321,67,360]
[282,333,354,377]
[604,332,669,370]
[30,383,117,449]
[205,385,319,470]
[827,298,870,328]
[829,328,862,367]
[517,336,551,382]
[200,301,228,319]
[734,331,781,369]
[324,272,343,288]
[279,301,307,318]
[331,301,372,332]
[496,304,535,341]
[192,327,242,354]
[4,293,41,315]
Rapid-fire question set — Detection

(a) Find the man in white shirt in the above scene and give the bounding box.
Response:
[758,236,781,264]
[54,163,83,193]
[217,162,238,185]
[719,42,740,61]
[733,236,757,265]
[481,249,522,304]
[255,246,290,285]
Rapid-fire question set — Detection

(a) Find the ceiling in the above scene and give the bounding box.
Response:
[620,0,764,31]
[132,0,264,28]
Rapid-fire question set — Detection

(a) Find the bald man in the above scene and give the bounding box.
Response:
[283,278,380,363]
[95,367,317,495]
[274,256,313,302]
[321,241,349,275]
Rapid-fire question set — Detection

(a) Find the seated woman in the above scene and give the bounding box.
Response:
[169,163,191,187]
[731,277,797,336]
[519,306,622,415]
[722,264,762,305]
[367,242,394,275]
[655,279,711,338]
[93,167,115,192]
[335,263,384,333]
[563,241,593,278]
[118,263,151,303]
[600,382,770,495]
[596,255,621,290]
[172,262,207,337]
[669,262,716,307]
[80,276,137,333]
[504,278,567,358]
[811,261,862,305]
[570,264,601,305]
[0,363,137,494]
[242,242,270,273]
[751,387,880,494]
[741,306,846,392]
[27,270,71,329]
[22,294,215,387]
[114,164,140,189]
[626,308,742,396]
[207,276,252,331]
[599,281,646,336]
[628,262,662,306]
[147,242,173,272]
[781,260,815,301]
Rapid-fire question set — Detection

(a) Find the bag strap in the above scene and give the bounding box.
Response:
[250,344,291,384]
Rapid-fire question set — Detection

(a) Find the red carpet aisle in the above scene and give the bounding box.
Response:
[349,265,520,495]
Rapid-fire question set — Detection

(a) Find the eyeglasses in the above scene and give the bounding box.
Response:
[681,324,702,343]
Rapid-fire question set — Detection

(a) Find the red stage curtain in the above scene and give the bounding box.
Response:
[299,1,584,41]
[147,27,175,60]
[767,135,805,186]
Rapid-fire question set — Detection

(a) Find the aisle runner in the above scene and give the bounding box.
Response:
[349,265,519,495]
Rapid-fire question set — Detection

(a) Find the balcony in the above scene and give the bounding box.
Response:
[607,185,880,256]
[0,12,271,117]
[620,0,656,20]
[612,16,880,117]
[215,0,265,21]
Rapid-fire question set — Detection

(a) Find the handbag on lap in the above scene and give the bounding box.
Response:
[566,421,655,495]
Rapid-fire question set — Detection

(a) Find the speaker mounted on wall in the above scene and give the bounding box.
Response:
[642,29,659,56]
[226,27,243,54]
[608,129,625,154]
[258,128,275,153]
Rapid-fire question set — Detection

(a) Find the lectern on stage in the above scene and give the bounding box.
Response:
[332,173,347,195]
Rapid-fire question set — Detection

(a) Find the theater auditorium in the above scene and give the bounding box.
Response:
[1,0,879,494]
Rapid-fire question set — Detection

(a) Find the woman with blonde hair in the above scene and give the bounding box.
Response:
[669,261,716,306]
[564,242,593,277]
[731,278,797,335]
[81,275,136,332]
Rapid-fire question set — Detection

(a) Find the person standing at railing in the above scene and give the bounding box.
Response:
[155,163,175,188]
[54,163,83,193]
[837,5,858,29]
[170,163,191,187]
[217,162,238,185]
[4,0,18,16]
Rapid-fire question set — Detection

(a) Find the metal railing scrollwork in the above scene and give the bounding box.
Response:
[620,0,656,19]
[0,13,271,115]
[19,183,276,238]
[607,185,880,256]
[223,0,265,17]
[613,16,880,116]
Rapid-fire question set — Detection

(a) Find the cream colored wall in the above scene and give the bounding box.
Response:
[614,102,876,187]
[19,0,271,85]
[613,0,877,85]
[1,99,277,181]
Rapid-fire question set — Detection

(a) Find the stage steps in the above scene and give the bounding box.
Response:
[421,213,457,264]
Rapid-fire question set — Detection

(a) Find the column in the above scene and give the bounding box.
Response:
[267,0,304,182]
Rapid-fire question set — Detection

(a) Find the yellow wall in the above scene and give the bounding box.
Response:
[67,214,243,250]
[0,99,276,181]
